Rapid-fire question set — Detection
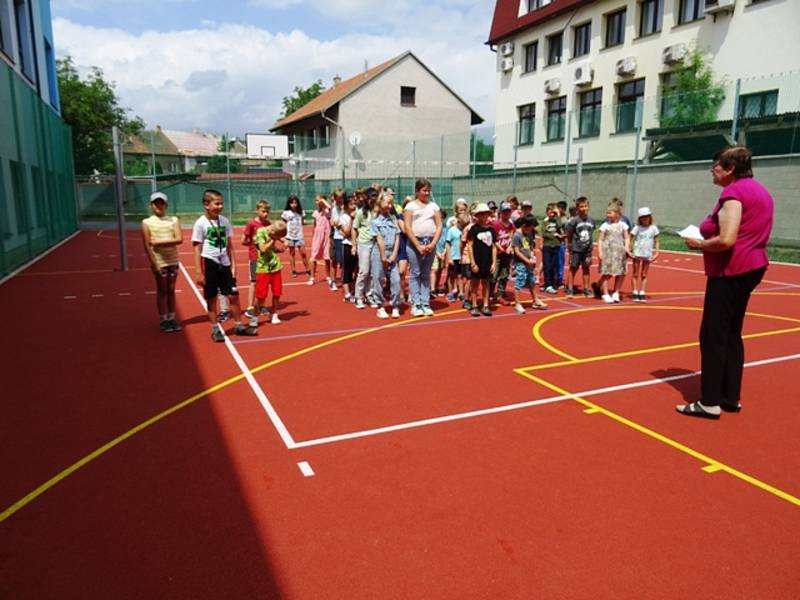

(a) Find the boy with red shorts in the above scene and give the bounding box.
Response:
[251,220,287,326]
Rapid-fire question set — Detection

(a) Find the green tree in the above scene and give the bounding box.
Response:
[57,56,144,175]
[659,49,726,128]
[206,135,241,173]
[470,133,494,174]
[125,158,162,176]
[281,80,325,118]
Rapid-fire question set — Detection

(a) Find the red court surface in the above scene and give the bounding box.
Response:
[1,229,799,599]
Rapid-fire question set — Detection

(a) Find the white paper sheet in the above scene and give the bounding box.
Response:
[677,225,703,241]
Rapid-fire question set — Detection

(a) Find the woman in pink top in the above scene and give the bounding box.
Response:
[676,146,774,419]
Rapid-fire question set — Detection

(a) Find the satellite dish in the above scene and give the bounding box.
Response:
[349,131,362,146]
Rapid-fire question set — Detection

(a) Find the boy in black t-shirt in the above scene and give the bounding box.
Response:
[467,203,497,317]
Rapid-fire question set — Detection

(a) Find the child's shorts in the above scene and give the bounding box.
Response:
[334,238,344,264]
[255,271,283,299]
[459,262,471,279]
[569,248,593,268]
[470,262,493,280]
[397,237,408,262]
[513,263,537,290]
[248,260,258,283]
[154,264,178,278]
[447,259,461,276]
[203,258,237,301]
[287,238,304,247]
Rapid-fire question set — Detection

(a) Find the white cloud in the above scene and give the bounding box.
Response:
[53,9,496,135]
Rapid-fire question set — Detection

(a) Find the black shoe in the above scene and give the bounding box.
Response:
[167,319,183,332]
[211,328,225,343]
[720,401,742,413]
[234,324,258,336]
[591,281,602,299]
[481,305,492,317]
[160,320,171,332]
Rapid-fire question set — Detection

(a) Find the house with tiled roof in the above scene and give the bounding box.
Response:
[122,127,182,174]
[271,51,483,179]
[488,0,799,166]
[162,129,220,172]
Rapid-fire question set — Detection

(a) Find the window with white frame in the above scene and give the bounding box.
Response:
[738,90,778,119]
[579,88,603,137]
[523,41,538,73]
[518,103,535,145]
[546,96,567,141]
[616,78,645,132]
[573,22,591,58]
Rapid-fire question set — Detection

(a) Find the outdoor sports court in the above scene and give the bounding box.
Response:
[1,227,799,599]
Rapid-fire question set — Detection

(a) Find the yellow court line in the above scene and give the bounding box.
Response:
[0,307,466,524]
[516,371,800,507]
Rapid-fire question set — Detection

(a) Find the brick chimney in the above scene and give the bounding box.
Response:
[333,74,342,87]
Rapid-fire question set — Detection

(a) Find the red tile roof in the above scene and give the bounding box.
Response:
[488,0,594,45]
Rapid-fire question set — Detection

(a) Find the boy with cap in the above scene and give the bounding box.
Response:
[142,191,183,331]
[466,203,497,317]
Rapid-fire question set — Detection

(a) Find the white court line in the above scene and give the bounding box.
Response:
[654,262,800,288]
[118,292,132,296]
[91,294,104,298]
[178,263,297,449]
[291,352,800,449]
[63,295,77,300]
[297,461,315,477]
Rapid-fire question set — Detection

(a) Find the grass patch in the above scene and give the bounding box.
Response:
[658,232,800,264]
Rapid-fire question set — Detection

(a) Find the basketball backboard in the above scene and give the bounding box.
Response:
[246,133,290,159]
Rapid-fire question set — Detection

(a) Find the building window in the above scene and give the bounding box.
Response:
[579,88,603,137]
[523,41,538,73]
[605,9,626,48]
[678,0,704,24]
[14,0,36,82]
[739,90,778,119]
[616,78,645,132]
[573,22,591,58]
[546,96,567,141]
[44,40,59,110]
[0,0,13,58]
[527,0,547,11]
[401,86,416,106]
[638,0,662,37]
[546,32,563,66]
[659,71,678,122]
[319,125,330,148]
[518,103,535,146]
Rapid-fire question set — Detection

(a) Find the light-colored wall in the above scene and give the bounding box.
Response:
[493,0,800,167]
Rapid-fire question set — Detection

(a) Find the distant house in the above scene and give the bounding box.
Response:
[271,51,483,179]
[162,129,220,172]
[122,127,182,175]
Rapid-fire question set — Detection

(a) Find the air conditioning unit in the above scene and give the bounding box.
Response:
[544,78,561,94]
[616,56,637,77]
[499,41,515,57]
[705,0,735,14]
[662,43,688,65]
[500,57,514,72]
[574,65,594,86]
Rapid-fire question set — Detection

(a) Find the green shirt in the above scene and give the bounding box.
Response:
[353,210,375,245]
[255,228,282,273]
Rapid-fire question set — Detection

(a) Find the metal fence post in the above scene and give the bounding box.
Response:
[440,135,444,179]
[630,98,644,218]
[150,129,157,193]
[411,140,416,180]
[564,110,572,199]
[512,144,518,194]
[731,78,742,143]
[575,147,583,199]
[112,125,128,272]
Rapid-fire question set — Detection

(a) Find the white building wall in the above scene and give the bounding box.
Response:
[493,0,800,168]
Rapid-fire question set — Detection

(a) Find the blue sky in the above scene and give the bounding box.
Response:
[51,0,498,135]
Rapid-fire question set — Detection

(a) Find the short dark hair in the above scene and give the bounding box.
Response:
[713,145,753,179]
[556,201,567,210]
[575,196,589,206]
[415,178,432,193]
[203,189,223,204]
[520,214,538,228]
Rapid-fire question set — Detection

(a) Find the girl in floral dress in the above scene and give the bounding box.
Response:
[308,195,332,286]
[597,201,630,303]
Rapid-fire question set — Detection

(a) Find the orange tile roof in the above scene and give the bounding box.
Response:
[272,54,403,131]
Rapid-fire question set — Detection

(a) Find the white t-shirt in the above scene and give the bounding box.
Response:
[631,224,660,259]
[281,210,304,241]
[404,200,439,238]
[339,213,353,246]
[192,214,233,265]
[331,205,344,240]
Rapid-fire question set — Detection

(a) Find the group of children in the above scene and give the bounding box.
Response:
[140,185,661,341]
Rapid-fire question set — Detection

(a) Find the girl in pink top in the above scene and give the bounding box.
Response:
[308,195,332,286]
[677,146,774,419]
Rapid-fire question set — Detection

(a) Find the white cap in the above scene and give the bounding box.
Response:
[150,192,168,204]
[637,206,652,217]
[472,202,491,215]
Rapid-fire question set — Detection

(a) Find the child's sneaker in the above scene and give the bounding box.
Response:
[514,303,526,315]
[306,278,314,286]
[217,311,230,323]
[611,291,621,303]
[355,299,366,309]
[632,291,640,303]
[591,281,602,298]
[446,291,457,302]
[545,286,557,294]
[234,324,258,336]
[411,305,423,317]
[376,307,389,319]
[564,287,574,298]
[260,306,270,316]
[422,305,434,317]
[211,327,225,343]
[481,305,492,317]
[271,314,281,325]
[343,292,352,303]
[639,293,647,303]
[470,306,480,317]
[533,300,548,310]
[248,317,259,328]
[244,307,257,319]
[583,288,593,298]
[329,280,338,291]
[602,293,614,304]
[391,307,400,319]
[160,319,171,332]
[463,299,473,311]
[168,319,183,332]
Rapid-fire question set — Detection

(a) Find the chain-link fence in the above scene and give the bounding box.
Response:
[0,60,78,277]
[80,70,800,244]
